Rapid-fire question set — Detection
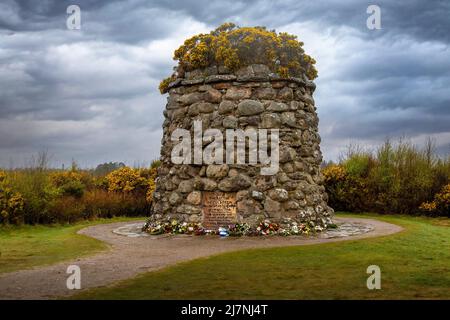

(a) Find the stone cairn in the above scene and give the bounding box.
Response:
[152,64,334,229]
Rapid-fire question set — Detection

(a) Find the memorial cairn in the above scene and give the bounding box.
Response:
[144,23,334,236]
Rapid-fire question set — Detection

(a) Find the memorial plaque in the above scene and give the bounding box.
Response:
[202,192,237,229]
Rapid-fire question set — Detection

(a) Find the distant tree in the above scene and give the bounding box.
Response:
[93,162,125,176]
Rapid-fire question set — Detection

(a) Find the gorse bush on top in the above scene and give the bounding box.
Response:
[160,23,317,93]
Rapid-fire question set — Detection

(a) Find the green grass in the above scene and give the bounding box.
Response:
[74,213,450,300]
[0,217,146,274]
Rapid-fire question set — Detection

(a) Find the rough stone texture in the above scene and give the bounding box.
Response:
[153,64,333,227]
[206,164,229,179]
[237,99,264,116]
[186,191,202,205]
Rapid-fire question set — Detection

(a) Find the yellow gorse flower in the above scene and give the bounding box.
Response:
[322,165,347,183]
[106,167,157,204]
[50,170,83,187]
[0,171,25,224]
[0,170,6,183]
[106,167,146,193]
[419,184,450,214]
[160,23,318,93]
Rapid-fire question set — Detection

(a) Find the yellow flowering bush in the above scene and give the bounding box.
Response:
[145,168,157,203]
[419,201,437,212]
[0,170,6,183]
[436,184,450,208]
[106,166,157,204]
[322,164,371,212]
[160,23,318,93]
[322,164,347,184]
[0,171,25,224]
[50,170,85,198]
[420,184,450,216]
[106,167,148,193]
[0,163,160,224]
[50,170,82,185]
[322,139,450,215]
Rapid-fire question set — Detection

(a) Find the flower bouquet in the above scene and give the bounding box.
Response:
[143,218,319,237]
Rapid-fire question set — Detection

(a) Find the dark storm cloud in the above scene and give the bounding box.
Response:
[148,0,450,43]
[0,0,119,30]
[0,0,449,166]
[0,0,193,44]
[5,1,450,43]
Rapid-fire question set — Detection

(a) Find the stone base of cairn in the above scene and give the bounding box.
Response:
[152,64,334,230]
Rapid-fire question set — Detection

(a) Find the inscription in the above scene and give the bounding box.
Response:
[202,192,237,229]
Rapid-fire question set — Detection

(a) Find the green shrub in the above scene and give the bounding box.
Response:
[322,139,450,216]
[322,164,370,212]
[50,170,86,198]
[5,169,60,224]
[82,190,149,219]
[47,196,86,224]
[0,163,158,225]
[0,171,25,224]
[343,153,373,178]
[150,159,161,169]
[420,184,450,217]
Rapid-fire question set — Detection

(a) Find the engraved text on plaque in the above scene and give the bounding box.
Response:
[202,192,237,229]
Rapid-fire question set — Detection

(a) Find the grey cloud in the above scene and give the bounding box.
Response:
[3,1,449,44]
[0,0,449,166]
[149,0,450,44]
[1,0,197,44]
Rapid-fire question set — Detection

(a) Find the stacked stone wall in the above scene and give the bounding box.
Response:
[153,64,333,228]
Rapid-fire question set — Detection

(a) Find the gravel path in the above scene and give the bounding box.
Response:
[0,217,403,300]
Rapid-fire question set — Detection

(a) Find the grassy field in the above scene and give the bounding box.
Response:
[0,217,146,274]
[73,213,450,300]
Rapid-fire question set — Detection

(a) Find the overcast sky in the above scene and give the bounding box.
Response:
[1,0,449,168]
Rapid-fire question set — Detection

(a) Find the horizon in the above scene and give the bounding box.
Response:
[0,135,447,170]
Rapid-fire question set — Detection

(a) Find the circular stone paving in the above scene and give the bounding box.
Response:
[320,222,374,239]
[112,223,148,237]
[112,220,374,239]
